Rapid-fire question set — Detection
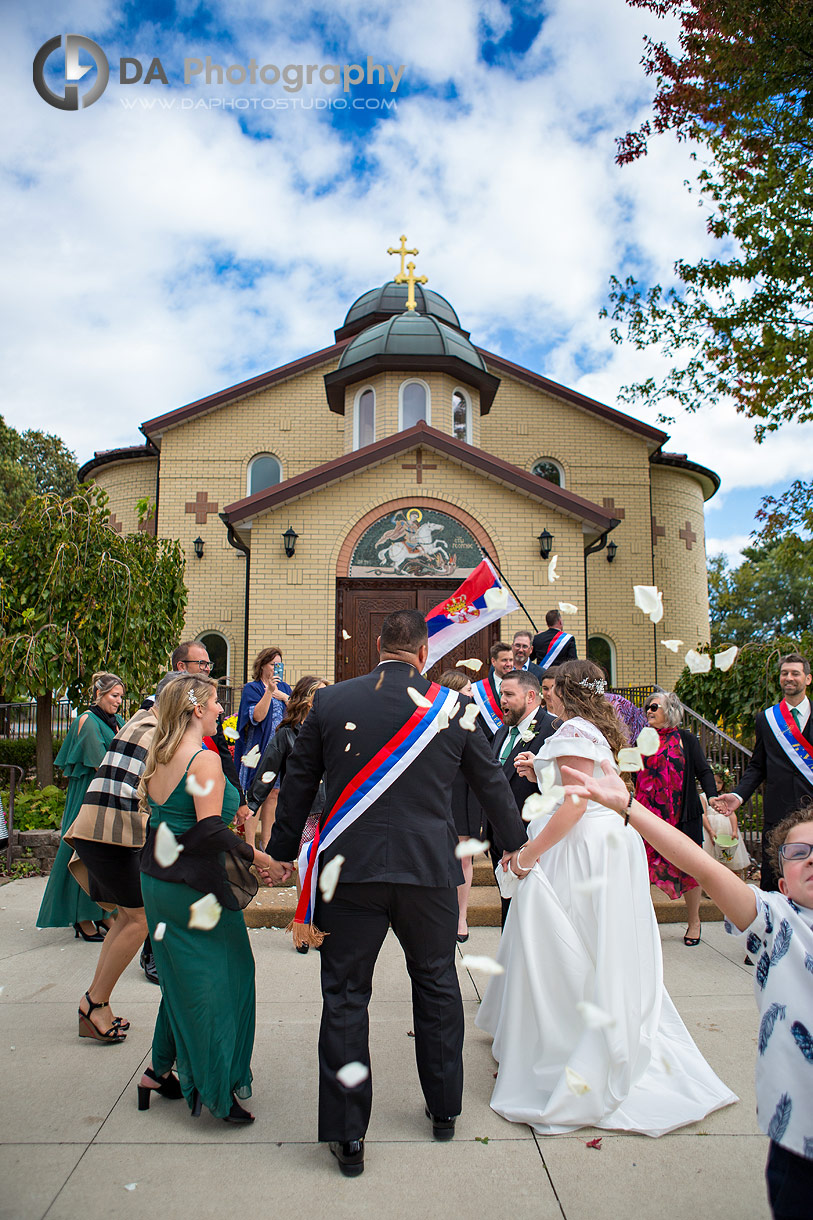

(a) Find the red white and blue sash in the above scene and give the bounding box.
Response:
[765,700,813,788]
[294,682,460,931]
[539,630,572,670]
[471,677,503,734]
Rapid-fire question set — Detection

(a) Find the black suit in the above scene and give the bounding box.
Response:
[734,704,813,891]
[488,709,558,923]
[531,628,577,668]
[267,660,527,1142]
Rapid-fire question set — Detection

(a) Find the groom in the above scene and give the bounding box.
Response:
[265,609,527,1176]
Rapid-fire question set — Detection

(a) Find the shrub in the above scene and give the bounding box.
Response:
[2,783,66,830]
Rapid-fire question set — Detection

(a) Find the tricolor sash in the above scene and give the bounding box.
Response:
[765,700,813,788]
[290,682,460,946]
[471,677,503,734]
[540,630,572,670]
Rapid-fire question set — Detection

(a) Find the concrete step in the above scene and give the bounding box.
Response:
[243,879,722,929]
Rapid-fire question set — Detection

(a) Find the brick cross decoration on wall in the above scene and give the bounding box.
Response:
[602,497,625,520]
[185,491,219,524]
[108,513,123,534]
[679,520,697,551]
[401,448,437,485]
[651,516,665,546]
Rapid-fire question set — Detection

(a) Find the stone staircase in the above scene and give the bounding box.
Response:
[243,853,723,928]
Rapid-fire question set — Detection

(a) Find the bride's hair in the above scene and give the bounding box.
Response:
[554,660,628,756]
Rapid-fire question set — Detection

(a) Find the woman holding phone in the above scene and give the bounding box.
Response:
[234,647,291,847]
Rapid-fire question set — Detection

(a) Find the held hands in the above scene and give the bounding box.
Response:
[513,750,537,781]
[254,851,295,886]
[234,803,251,826]
[500,849,532,879]
[710,793,742,814]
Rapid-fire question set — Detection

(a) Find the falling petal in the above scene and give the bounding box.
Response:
[241,745,262,769]
[407,687,432,709]
[342,629,351,640]
[375,671,385,691]
[336,1061,369,1089]
[617,747,644,772]
[154,822,184,868]
[436,710,450,731]
[461,955,504,975]
[715,645,739,672]
[547,554,559,583]
[124,1184,138,1191]
[261,771,276,784]
[661,640,683,653]
[558,602,578,615]
[576,1001,616,1029]
[484,586,510,611]
[188,893,222,930]
[574,876,607,896]
[522,793,547,821]
[319,854,345,902]
[222,726,240,741]
[636,727,660,756]
[459,703,481,732]
[455,837,490,859]
[345,722,356,731]
[153,922,167,942]
[344,743,351,752]
[448,700,461,720]
[685,649,712,674]
[455,658,482,673]
[633,585,664,624]
[565,1066,591,1095]
[185,773,215,798]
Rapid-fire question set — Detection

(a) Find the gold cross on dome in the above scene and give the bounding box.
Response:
[395,260,428,311]
[387,234,418,278]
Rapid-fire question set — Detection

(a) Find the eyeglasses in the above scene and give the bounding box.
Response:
[186,659,212,671]
[645,703,662,713]
[779,842,813,863]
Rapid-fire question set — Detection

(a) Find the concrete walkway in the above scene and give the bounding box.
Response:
[2,877,768,1220]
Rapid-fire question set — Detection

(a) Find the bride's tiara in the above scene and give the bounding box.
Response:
[579,677,606,695]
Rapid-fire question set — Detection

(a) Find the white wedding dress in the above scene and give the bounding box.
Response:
[475,717,737,1136]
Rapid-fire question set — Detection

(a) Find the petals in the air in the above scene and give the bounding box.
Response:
[342,629,351,640]
[154,822,183,868]
[455,838,490,859]
[636,727,660,756]
[241,745,262,768]
[336,1061,369,1089]
[261,771,276,783]
[547,554,559,583]
[153,922,167,941]
[633,585,664,624]
[558,602,578,615]
[455,658,482,672]
[188,893,222,930]
[459,703,481,731]
[617,747,644,772]
[407,687,432,709]
[715,645,739,671]
[185,773,214,798]
[345,722,356,730]
[460,955,504,975]
[685,649,712,674]
[222,726,240,741]
[661,640,683,653]
[484,586,509,611]
[318,854,345,903]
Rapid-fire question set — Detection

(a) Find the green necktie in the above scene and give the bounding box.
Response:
[500,726,519,762]
[792,707,802,730]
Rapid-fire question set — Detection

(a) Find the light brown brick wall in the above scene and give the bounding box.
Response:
[651,466,710,689]
[91,458,158,536]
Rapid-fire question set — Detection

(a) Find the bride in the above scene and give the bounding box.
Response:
[475,659,737,1136]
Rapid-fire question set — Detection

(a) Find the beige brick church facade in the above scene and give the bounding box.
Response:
[80,255,717,695]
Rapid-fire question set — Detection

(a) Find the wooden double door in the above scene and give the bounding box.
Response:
[335,579,496,683]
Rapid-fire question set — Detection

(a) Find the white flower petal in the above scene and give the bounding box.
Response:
[241,745,262,768]
[222,726,240,741]
[661,639,683,653]
[345,722,356,731]
[185,773,214,798]
[617,747,644,772]
[153,922,167,942]
[459,703,481,731]
[261,771,276,783]
[455,658,482,672]
[336,1061,369,1089]
[573,876,607,896]
[636,727,660,756]
[714,645,739,672]
[565,1066,592,1095]
[547,554,559,583]
[685,648,712,674]
[188,893,222,930]
[342,629,351,640]
[576,1001,616,1029]
[455,837,490,859]
[344,742,351,752]
[124,1183,138,1191]
[558,602,578,615]
[407,686,432,709]
[154,822,184,868]
[436,710,450,731]
[461,954,504,975]
[522,792,553,821]
[484,585,510,611]
[318,854,346,903]
[633,585,661,617]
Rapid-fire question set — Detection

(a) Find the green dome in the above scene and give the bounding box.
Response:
[335,282,465,341]
[337,312,487,372]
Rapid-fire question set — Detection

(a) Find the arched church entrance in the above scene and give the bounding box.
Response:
[335,499,499,682]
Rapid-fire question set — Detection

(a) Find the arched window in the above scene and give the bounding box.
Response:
[247,454,282,497]
[198,631,230,682]
[400,379,430,429]
[587,634,616,685]
[354,387,375,449]
[452,389,471,443]
[531,458,564,487]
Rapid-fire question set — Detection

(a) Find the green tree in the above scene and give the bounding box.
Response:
[605,1,813,438]
[0,417,34,521]
[709,539,813,645]
[0,486,187,785]
[0,415,79,519]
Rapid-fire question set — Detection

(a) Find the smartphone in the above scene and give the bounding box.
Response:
[273,660,284,681]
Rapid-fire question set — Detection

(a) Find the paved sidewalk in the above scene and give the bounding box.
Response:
[2,877,768,1220]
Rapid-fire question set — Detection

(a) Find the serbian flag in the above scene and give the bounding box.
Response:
[423,558,519,673]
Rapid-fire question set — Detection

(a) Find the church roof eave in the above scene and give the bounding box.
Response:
[650,451,720,501]
[78,442,159,482]
[324,354,500,415]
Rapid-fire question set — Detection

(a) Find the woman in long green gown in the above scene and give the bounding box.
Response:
[37,673,125,938]
[137,674,277,1122]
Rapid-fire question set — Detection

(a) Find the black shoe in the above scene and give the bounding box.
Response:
[329,1139,364,1177]
[296,943,309,954]
[456,932,469,943]
[74,922,105,942]
[140,949,159,985]
[425,1106,457,1141]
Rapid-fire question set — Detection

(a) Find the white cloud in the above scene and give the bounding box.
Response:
[706,534,752,568]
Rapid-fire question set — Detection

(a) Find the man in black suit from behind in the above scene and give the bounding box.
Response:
[532,608,578,669]
[265,610,528,1177]
[488,669,557,925]
[712,652,813,892]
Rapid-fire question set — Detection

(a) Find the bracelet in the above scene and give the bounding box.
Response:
[515,846,532,874]
[623,791,634,826]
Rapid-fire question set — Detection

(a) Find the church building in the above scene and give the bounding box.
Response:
[79,240,718,692]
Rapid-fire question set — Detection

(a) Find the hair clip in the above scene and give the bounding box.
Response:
[187,689,198,706]
[579,677,606,694]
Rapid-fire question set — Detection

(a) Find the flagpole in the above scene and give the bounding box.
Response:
[478,547,539,633]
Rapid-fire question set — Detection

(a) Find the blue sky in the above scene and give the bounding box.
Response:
[5,0,812,566]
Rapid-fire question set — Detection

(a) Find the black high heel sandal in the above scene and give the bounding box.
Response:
[94,921,110,937]
[137,1066,183,1110]
[223,1096,255,1124]
[191,1088,202,1118]
[74,922,105,943]
[78,992,126,1043]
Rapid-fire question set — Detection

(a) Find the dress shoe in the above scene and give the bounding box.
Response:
[140,949,159,985]
[425,1106,457,1141]
[329,1139,364,1177]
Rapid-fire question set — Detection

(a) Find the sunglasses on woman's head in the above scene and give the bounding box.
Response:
[779,842,813,863]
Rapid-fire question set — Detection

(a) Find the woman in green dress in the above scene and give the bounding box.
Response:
[37,673,125,939]
[138,673,276,1123]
